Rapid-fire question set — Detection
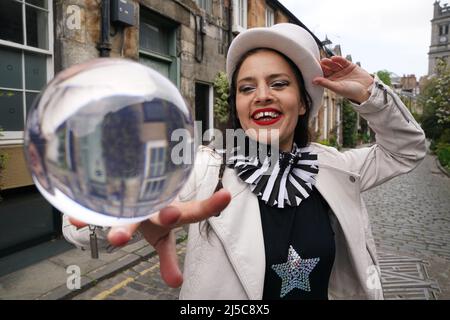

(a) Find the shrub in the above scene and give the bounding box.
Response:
[436,143,450,171]
[213,72,230,127]
[342,99,357,148]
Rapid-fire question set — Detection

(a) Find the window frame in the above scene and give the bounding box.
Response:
[0,0,54,145]
[265,6,274,27]
[232,0,247,33]
[138,7,180,87]
[140,140,168,201]
[196,0,212,15]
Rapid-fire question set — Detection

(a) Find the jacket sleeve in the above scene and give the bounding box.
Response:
[339,75,427,192]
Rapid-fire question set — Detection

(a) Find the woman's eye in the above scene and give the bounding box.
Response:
[239,85,255,93]
[271,81,289,89]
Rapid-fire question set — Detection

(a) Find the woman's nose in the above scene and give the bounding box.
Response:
[254,85,273,105]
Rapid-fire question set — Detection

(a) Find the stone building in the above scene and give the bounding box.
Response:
[0,0,342,256]
[429,1,450,74]
[0,0,232,256]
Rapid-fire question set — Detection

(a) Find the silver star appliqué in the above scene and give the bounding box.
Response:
[271,245,320,298]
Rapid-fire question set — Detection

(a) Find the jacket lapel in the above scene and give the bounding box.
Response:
[208,167,266,300]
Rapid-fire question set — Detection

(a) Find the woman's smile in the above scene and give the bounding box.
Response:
[251,107,284,126]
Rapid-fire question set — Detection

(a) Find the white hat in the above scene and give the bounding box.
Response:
[226,23,324,119]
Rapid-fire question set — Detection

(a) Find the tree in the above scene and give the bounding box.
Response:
[342,99,358,148]
[419,59,450,144]
[376,70,392,87]
[213,72,230,128]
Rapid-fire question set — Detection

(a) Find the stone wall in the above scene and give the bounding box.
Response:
[55,0,230,110]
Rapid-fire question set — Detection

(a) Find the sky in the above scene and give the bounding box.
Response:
[279,0,441,78]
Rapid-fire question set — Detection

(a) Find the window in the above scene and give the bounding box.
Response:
[195,82,214,143]
[265,7,274,27]
[0,0,53,143]
[439,24,449,36]
[139,7,179,86]
[233,0,247,33]
[140,142,167,201]
[196,0,212,14]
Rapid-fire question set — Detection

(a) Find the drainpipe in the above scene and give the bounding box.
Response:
[227,0,232,52]
[97,0,111,57]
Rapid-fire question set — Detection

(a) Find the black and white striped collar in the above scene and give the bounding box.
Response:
[225,142,319,208]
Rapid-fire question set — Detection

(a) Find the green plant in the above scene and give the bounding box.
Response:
[318,137,339,149]
[358,132,371,144]
[436,142,450,172]
[213,72,230,126]
[342,99,357,148]
[376,70,393,87]
[318,139,331,147]
[419,59,450,143]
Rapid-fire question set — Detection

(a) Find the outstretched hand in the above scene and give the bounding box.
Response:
[69,188,232,288]
[313,56,374,104]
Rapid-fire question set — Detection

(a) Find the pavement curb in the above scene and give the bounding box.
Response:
[436,157,450,177]
[37,229,187,300]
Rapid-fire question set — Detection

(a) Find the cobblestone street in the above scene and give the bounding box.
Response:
[70,154,450,300]
[364,154,450,299]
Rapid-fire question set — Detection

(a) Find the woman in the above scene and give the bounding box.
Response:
[64,23,426,299]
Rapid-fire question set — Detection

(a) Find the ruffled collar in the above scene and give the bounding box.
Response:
[225,141,319,208]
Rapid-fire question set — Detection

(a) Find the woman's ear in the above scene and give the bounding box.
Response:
[298,104,306,116]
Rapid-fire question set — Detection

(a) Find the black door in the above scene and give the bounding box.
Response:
[195,82,210,145]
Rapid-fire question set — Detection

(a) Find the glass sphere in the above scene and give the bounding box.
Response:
[24,58,195,226]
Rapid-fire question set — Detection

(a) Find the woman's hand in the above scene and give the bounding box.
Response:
[68,188,231,288]
[313,56,374,104]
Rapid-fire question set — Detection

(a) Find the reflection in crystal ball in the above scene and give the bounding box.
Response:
[24,58,195,226]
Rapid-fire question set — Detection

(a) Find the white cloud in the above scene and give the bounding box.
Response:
[279,0,438,77]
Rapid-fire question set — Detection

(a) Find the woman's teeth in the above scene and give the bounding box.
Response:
[253,111,281,120]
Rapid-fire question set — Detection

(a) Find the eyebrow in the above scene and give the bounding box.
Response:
[237,73,291,84]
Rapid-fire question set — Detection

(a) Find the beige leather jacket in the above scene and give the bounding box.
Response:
[178,77,427,300]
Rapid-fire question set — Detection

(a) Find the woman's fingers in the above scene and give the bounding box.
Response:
[107,223,141,247]
[330,56,351,68]
[150,189,232,228]
[313,76,344,93]
[155,231,183,288]
[68,217,88,229]
[173,188,232,227]
[321,64,334,78]
[321,58,344,72]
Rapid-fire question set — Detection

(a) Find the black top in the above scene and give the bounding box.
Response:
[259,186,336,300]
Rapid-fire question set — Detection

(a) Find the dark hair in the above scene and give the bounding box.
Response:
[228,48,313,148]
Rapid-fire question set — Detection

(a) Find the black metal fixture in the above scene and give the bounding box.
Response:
[97,0,111,57]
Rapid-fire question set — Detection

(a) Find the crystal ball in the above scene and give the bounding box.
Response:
[24,58,195,226]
